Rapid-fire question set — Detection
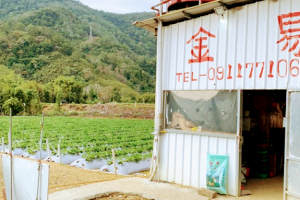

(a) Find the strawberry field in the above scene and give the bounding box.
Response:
[0,117,154,165]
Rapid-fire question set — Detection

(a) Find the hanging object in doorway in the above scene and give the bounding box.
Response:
[206,154,229,194]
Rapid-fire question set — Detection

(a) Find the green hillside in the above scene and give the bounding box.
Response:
[0,0,157,115]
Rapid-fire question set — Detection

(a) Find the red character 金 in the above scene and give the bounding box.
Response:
[186,27,216,64]
[277,11,300,57]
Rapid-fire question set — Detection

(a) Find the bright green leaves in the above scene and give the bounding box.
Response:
[0,117,154,163]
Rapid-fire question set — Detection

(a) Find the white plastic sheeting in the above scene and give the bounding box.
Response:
[2,147,150,174]
[45,154,82,165]
[2,155,49,200]
[71,158,107,169]
[157,131,238,196]
[162,0,300,91]
[100,159,151,175]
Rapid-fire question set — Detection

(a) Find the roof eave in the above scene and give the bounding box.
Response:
[133,0,261,33]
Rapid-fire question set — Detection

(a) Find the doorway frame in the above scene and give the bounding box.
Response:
[239,89,288,198]
[284,89,300,200]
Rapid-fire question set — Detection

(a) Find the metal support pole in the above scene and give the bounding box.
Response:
[9,108,12,200]
[150,15,164,181]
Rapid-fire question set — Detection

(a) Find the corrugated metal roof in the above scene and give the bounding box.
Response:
[133,0,261,33]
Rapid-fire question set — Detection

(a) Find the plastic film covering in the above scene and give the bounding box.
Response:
[167,90,237,133]
[2,155,49,200]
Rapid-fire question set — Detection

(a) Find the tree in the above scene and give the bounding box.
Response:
[56,92,61,107]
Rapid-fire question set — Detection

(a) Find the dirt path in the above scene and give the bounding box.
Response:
[0,155,124,200]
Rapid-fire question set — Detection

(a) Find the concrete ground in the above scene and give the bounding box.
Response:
[49,175,283,200]
[49,177,209,200]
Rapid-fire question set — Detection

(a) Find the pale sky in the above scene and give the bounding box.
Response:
[79,0,157,14]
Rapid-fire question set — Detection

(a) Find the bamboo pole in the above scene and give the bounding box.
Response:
[46,139,52,162]
[112,149,116,175]
[36,113,44,199]
[39,114,44,159]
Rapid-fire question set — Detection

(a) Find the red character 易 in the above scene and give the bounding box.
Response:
[186,27,216,64]
[277,11,300,57]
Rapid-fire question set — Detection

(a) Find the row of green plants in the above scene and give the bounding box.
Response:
[0,116,154,164]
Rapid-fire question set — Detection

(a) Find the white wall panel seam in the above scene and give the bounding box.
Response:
[215,15,220,89]
[224,10,229,90]
[286,0,292,89]
[232,10,238,90]
[174,24,180,88]
[189,134,193,186]
[174,24,179,90]
[162,26,167,90]
[206,15,211,90]
[242,5,249,89]
[252,3,258,89]
[181,135,185,185]
[225,138,228,154]
[275,0,280,89]
[174,133,177,183]
[193,19,196,90]
[166,132,170,181]
[263,0,270,89]
[168,27,172,90]
[198,135,201,188]
[182,22,186,90]
[215,137,218,154]
[284,90,290,200]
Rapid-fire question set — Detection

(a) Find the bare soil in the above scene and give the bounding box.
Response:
[43,103,155,119]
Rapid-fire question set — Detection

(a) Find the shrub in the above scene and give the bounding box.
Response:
[2,98,23,115]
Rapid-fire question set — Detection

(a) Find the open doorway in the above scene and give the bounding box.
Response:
[241,90,286,198]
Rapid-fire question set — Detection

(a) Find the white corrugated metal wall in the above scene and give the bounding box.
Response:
[162,0,300,91]
[156,0,300,197]
[158,132,238,195]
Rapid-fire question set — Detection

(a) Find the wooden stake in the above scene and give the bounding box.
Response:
[197,188,217,199]
[112,149,116,175]
[39,114,44,160]
[46,139,52,162]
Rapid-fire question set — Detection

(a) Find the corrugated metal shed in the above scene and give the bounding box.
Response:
[135,0,300,199]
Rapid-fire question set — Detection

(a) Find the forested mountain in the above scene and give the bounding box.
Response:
[0,0,157,115]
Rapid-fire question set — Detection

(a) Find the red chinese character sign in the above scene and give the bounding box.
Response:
[166,1,300,91]
[186,27,216,64]
[277,11,300,57]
